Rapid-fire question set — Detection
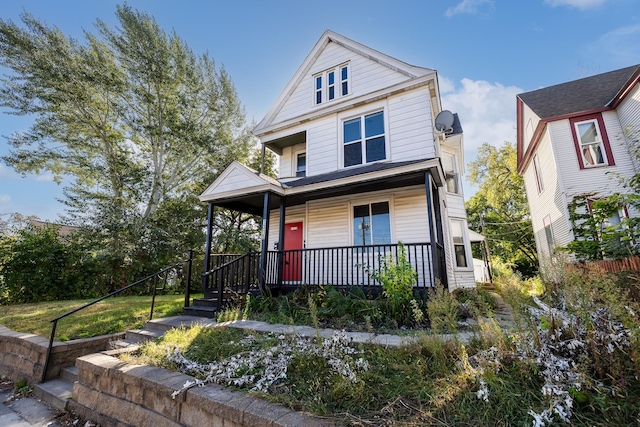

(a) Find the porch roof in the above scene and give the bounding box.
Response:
[200,158,443,215]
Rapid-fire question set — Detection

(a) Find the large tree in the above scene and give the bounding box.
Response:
[465,142,538,276]
[0,6,255,282]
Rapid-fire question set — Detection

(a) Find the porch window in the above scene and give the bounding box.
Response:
[451,219,468,268]
[570,115,615,169]
[353,202,391,246]
[442,152,460,194]
[296,153,306,177]
[313,63,349,105]
[344,110,386,167]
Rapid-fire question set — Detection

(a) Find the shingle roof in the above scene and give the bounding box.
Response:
[518,64,640,119]
[283,158,430,188]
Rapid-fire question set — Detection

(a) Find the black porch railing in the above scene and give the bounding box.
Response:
[203,252,260,296]
[264,242,438,292]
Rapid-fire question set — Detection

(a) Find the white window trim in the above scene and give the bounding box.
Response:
[294,150,306,178]
[533,154,544,194]
[573,118,608,168]
[313,62,350,106]
[348,196,395,246]
[338,101,390,169]
[450,218,472,270]
[442,151,460,195]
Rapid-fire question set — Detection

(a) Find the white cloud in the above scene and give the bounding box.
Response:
[586,24,640,65]
[445,0,494,17]
[441,78,523,195]
[544,0,608,9]
[0,194,10,203]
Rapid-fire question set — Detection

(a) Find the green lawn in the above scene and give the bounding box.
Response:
[0,294,201,340]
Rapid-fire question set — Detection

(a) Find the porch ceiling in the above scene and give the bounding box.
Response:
[263,131,306,155]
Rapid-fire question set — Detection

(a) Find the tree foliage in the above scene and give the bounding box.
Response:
[0,6,259,287]
[0,224,107,303]
[465,142,538,276]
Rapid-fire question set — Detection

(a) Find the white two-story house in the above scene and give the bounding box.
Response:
[517,64,640,263]
[193,30,474,311]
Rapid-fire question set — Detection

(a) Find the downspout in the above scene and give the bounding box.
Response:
[258,192,271,294]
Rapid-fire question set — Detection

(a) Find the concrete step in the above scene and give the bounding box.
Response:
[125,328,164,342]
[33,378,73,411]
[145,315,215,333]
[60,366,78,383]
[183,305,218,318]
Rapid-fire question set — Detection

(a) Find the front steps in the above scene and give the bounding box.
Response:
[33,315,212,413]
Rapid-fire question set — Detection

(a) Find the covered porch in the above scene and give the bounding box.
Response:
[195,158,448,312]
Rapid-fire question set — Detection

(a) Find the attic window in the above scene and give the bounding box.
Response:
[314,63,349,105]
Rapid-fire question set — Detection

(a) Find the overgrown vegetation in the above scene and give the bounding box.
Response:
[132,262,639,426]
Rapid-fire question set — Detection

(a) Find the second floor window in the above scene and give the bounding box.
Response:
[533,154,544,193]
[296,153,306,177]
[343,110,386,167]
[314,64,349,105]
[442,152,460,194]
[570,115,614,169]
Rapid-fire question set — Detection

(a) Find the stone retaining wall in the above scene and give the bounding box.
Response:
[69,353,340,427]
[0,325,124,383]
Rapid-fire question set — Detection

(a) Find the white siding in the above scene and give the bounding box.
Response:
[272,41,409,126]
[387,88,436,161]
[522,128,572,262]
[307,116,338,176]
[613,82,640,175]
[521,103,541,154]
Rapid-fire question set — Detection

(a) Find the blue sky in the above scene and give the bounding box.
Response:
[1,0,639,221]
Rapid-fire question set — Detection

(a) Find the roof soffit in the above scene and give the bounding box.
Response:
[253,30,436,136]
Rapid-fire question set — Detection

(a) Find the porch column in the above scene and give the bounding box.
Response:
[203,203,215,292]
[424,171,442,288]
[277,197,286,286]
[258,192,271,293]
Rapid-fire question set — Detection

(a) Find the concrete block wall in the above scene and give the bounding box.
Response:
[0,325,124,383]
[70,353,341,427]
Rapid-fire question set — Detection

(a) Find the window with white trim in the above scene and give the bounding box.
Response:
[296,153,306,178]
[343,110,386,167]
[575,119,606,166]
[313,63,349,105]
[570,115,615,169]
[353,201,391,246]
[533,154,544,193]
[442,152,460,194]
[451,219,468,268]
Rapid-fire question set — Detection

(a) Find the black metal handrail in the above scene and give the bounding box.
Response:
[41,250,194,383]
[203,251,259,308]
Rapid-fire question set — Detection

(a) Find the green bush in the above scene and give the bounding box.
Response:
[0,225,107,303]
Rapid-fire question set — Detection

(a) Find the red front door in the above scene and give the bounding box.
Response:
[283,222,303,281]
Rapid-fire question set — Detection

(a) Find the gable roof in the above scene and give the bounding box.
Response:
[518,64,640,119]
[199,161,283,202]
[254,30,436,136]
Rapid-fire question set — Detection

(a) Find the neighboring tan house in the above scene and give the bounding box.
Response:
[516,64,640,263]
[190,31,474,314]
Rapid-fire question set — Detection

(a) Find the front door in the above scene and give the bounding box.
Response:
[283,222,303,281]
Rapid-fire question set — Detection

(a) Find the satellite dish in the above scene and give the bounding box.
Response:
[435,110,455,134]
